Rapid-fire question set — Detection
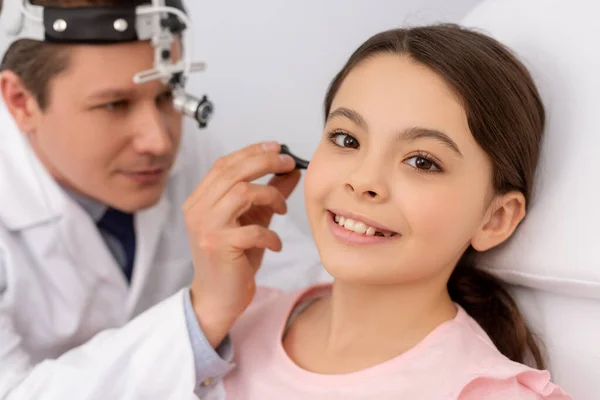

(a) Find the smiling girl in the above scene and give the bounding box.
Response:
[212,24,572,399]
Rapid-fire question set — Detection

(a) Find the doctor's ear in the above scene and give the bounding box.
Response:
[0,70,43,135]
[471,191,526,252]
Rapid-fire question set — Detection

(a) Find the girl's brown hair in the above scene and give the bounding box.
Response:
[324,24,545,368]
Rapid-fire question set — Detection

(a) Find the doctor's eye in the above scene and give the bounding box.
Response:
[102,100,129,112]
[328,130,359,149]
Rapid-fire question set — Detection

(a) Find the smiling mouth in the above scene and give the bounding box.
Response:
[330,211,399,238]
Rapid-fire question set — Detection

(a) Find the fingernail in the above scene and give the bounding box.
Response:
[279,154,294,165]
[262,141,279,151]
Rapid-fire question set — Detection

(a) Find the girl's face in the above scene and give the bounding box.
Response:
[304,54,523,285]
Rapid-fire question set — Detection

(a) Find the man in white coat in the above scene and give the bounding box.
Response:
[0,0,325,398]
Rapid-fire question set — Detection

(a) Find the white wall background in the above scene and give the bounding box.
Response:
[185,0,481,233]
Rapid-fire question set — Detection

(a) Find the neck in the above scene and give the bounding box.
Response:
[320,277,457,355]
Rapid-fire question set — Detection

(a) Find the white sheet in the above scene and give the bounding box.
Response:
[462,1,600,398]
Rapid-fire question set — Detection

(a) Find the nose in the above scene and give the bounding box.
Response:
[131,104,173,156]
[344,157,390,203]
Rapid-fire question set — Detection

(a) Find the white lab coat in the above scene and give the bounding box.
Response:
[0,105,327,399]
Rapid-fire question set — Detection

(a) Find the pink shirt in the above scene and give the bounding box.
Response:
[221,285,572,400]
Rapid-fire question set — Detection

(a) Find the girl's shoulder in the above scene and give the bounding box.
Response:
[447,307,572,399]
[229,284,329,341]
[252,285,286,304]
[455,367,572,400]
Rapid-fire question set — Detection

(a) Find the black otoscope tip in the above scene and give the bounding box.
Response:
[280,144,310,170]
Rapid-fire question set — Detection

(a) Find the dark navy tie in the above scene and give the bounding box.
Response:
[97,208,136,283]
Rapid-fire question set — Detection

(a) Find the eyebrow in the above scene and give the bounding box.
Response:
[327,107,463,157]
[327,107,368,130]
[402,127,463,157]
[86,87,136,102]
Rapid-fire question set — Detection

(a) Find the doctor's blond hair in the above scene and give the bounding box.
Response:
[324,24,546,369]
[0,0,147,109]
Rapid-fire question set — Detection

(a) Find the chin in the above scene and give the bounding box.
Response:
[113,186,165,213]
[130,195,162,211]
[317,250,392,285]
[315,236,430,286]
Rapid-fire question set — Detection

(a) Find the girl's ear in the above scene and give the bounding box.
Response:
[471,191,526,252]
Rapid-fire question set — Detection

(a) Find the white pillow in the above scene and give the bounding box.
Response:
[461,0,600,299]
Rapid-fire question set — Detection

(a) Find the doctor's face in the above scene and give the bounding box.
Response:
[24,41,183,212]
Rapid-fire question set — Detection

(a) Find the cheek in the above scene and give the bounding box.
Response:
[304,149,329,209]
[303,143,347,216]
[396,177,486,243]
[167,115,183,148]
[39,112,125,175]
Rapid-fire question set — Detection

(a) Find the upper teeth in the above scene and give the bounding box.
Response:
[334,214,392,237]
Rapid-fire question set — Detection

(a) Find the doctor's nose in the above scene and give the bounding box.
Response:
[344,159,390,203]
[131,107,174,156]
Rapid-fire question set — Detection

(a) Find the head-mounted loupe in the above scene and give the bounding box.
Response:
[0,0,213,128]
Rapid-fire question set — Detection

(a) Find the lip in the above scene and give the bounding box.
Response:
[326,210,400,245]
[328,209,396,234]
[120,168,166,184]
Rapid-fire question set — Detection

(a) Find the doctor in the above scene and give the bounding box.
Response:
[0,0,324,398]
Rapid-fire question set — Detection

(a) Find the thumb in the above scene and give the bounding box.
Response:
[267,170,301,200]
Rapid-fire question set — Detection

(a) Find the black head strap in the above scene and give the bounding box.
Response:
[43,0,186,44]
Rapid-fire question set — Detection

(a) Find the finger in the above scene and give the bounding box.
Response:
[215,141,280,173]
[217,152,296,197]
[197,142,281,194]
[267,169,301,200]
[227,225,283,253]
[183,142,279,212]
[209,182,287,226]
[183,145,294,213]
[186,151,295,213]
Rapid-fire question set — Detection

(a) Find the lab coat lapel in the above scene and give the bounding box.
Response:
[0,104,131,309]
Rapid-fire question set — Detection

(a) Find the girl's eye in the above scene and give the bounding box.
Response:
[329,131,359,149]
[405,155,441,172]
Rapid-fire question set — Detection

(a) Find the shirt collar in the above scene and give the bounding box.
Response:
[61,185,107,222]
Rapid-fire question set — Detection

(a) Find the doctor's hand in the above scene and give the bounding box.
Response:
[183,142,299,348]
